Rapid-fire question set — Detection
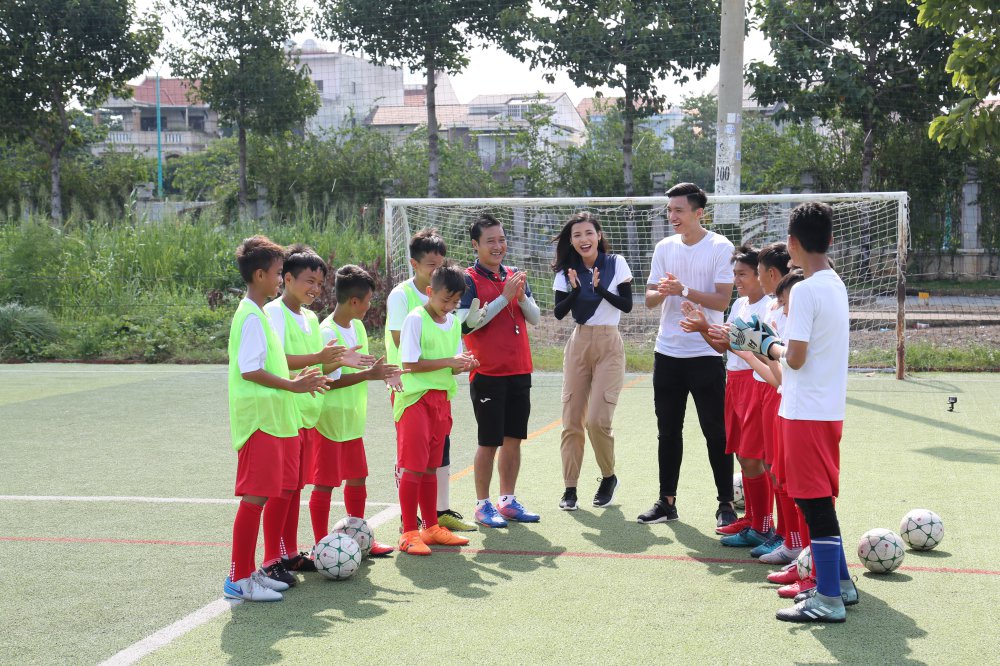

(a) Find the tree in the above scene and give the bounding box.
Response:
[166,0,320,212]
[0,0,160,224]
[913,0,1000,151]
[747,0,957,192]
[316,0,529,197]
[509,1,719,197]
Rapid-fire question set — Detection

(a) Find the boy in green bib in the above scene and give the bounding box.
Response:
[224,236,328,603]
[311,265,405,557]
[386,229,475,532]
[396,265,480,555]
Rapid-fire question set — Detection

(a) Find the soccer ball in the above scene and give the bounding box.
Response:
[732,474,744,510]
[899,509,944,551]
[796,546,812,580]
[313,533,362,580]
[331,516,374,557]
[857,528,906,574]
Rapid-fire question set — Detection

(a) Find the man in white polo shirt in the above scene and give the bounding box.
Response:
[639,182,736,526]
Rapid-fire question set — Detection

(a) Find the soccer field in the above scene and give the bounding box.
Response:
[2,365,999,665]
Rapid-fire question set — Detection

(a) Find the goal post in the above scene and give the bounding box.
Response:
[385,192,910,377]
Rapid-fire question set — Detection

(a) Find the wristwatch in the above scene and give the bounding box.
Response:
[681,285,690,298]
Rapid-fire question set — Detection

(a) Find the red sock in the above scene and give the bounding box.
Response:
[778,489,802,548]
[419,473,439,529]
[399,472,421,533]
[797,504,811,549]
[761,472,775,532]
[309,489,332,545]
[744,473,769,533]
[262,492,291,567]
[230,500,264,582]
[741,472,754,524]
[343,485,367,519]
[280,489,301,558]
[773,485,787,539]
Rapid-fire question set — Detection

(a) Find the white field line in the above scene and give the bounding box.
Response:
[0,495,393,507]
[98,502,401,666]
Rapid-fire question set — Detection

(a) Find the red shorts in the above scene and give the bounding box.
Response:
[724,370,754,455]
[755,382,781,465]
[235,430,296,498]
[771,409,786,484]
[297,428,317,488]
[280,433,301,492]
[780,418,843,499]
[397,390,452,472]
[338,437,369,481]
[312,433,343,488]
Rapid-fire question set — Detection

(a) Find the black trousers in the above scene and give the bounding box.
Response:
[652,352,732,502]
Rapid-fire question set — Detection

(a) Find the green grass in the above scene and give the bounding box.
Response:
[2,366,999,664]
[908,278,1000,296]
[850,341,1000,371]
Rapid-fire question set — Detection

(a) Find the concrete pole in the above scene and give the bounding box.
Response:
[714,0,745,226]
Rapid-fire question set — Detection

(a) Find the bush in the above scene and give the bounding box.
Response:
[0,302,59,360]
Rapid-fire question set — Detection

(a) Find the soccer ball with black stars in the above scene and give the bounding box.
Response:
[899,509,944,551]
[857,528,906,574]
[313,533,362,580]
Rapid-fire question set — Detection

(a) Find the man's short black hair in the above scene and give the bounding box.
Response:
[236,235,285,284]
[732,244,759,272]
[666,182,708,210]
[335,264,376,304]
[283,243,328,279]
[430,263,466,296]
[469,213,503,242]
[775,269,805,298]
[410,228,447,262]
[758,242,791,276]
[788,202,834,254]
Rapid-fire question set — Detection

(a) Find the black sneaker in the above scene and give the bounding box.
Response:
[637,498,678,524]
[716,502,738,528]
[282,552,317,572]
[559,487,579,511]
[593,475,619,507]
[261,560,296,587]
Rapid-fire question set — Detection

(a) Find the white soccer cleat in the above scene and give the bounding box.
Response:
[223,575,283,602]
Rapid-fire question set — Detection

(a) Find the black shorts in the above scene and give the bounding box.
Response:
[469,373,531,446]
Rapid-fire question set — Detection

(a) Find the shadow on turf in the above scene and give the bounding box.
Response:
[913,446,999,466]
[395,544,514,599]
[568,506,674,554]
[847,397,1000,448]
[219,564,414,664]
[666,521,770,584]
[785,589,928,665]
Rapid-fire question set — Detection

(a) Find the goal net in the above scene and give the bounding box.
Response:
[385,193,909,374]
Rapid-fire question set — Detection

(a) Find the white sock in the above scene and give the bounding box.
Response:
[476,499,489,509]
[436,465,450,511]
[499,494,514,507]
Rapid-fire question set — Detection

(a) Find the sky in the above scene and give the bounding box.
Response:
[138,0,774,108]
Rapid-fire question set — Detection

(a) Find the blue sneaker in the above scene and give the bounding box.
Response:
[498,497,540,523]
[750,533,785,558]
[475,499,508,528]
[720,527,771,548]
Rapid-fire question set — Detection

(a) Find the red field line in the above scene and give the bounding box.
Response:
[4,536,998,577]
[453,547,1000,577]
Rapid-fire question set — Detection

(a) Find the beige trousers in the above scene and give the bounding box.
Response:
[560,324,626,487]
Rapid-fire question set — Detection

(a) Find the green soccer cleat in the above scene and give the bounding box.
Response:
[437,509,476,532]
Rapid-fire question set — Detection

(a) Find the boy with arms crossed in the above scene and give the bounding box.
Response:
[224,236,327,602]
[386,229,474,532]
[396,265,479,555]
[458,214,541,527]
[729,203,858,622]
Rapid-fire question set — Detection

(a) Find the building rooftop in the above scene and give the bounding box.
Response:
[104,78,205,108]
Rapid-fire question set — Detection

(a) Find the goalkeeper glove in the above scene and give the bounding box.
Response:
[464,297,487,329]
[728,315,779,356]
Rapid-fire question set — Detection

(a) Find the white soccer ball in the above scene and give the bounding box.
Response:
[313,533,362,580]
[899,509,944,551]
[732,474,744,510]
[331,515,374,557]
[796,546,812,580]
[857,528,906,574]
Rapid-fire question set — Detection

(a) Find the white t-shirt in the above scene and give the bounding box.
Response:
[552,255,634,327]
[399,311,463,364]
[237,299,269,373]
[263,299,312,343]
[646,231,735,357]
[725,295,773,371]
[778,270,849,421]
[386,278,429,332]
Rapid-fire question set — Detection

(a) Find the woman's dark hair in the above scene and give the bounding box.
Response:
[550,212,608,272]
